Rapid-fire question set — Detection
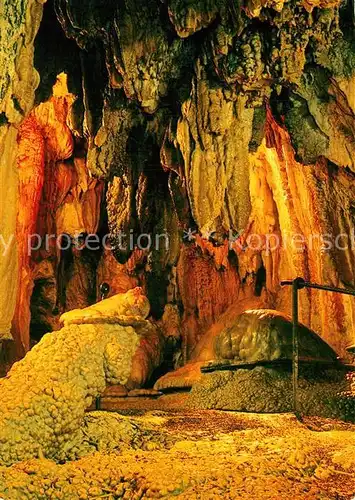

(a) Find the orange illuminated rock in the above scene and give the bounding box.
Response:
[176,242,240,359]
[96,248,143,298]
[0,0,45,356]
[242,108,355,357]
[155,296,266,391]
[102,385,128,398]
[12,75,104,354]
[154,362,205,392]
[12,115,45,355]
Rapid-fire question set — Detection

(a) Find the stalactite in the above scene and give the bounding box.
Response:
[176,63,254,236]
[238,108,355,355]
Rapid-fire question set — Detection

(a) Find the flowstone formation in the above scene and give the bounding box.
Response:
[189,365,355,418]
[212,309,338,365]
[0,288,164,465]
[26,0,355,362]
[60,286,150,325]
[156,308,355,419]
[0,0,46,355]
[13,72,104,356]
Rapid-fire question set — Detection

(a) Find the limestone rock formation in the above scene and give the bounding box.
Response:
[155,297,267,391]
[1,411,355,498]
[154,306,339,391]
[176,69,254,234]
[213,309,337,364]
[189,365,354,418]
[60,287,150,325]
[13,73,104,355]
[0,289,164,465]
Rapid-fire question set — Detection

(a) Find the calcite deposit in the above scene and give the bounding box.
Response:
[60,287,150,325]
[13,73,104,355]
[0,0,354,481]
[0,289,163,465]
[1,412,355,499]
[213,309,337,364]
[154,306,340,391]
[189,366,355,418]
[0,0,355,495]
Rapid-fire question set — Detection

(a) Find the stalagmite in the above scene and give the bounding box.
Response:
[0,289,163,465]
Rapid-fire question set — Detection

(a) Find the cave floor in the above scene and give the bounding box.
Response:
[1,402,355,499]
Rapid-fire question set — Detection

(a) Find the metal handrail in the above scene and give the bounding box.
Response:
[281,277,355,415]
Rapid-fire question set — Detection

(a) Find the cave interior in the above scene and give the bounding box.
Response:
[0,0,355,496]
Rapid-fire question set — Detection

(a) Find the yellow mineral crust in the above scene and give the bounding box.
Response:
[0,289,163,465]
[0,412,355,499]
[0,322,138,465]
[60,287,150,326]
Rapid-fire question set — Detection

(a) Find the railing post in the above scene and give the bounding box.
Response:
[281,277,305,415]
[281,278,355,415]
[292,279,299,414]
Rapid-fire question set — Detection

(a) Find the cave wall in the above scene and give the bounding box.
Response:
[246,108,355,355]
[1,0,355,361]
[0,0,46,353]
[14,74,105,352]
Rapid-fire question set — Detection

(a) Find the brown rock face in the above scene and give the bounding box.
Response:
[1,0,354,373]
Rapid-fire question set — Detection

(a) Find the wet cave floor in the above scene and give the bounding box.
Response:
[1,394,355,500]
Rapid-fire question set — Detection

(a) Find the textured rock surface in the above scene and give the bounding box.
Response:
[176,74,253,234]
[0,323,136,465]
[1,0,354,370]
[154,307,339,391]
[213,309,337,364]
[0,127,19,342]
[154,361,205,392]
[189,366,355,420]
[0,412,355,498]
[12,74,104,354]
[155,296,267,391]
[244,110,355,355]
[0,0,45,344]
[0,289,163,465]
[0,0,44,123]
[60,287,150,325]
